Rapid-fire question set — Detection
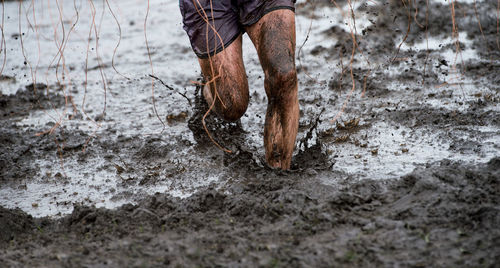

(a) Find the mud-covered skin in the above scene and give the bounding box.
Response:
[1,158,499,267]
[199,35,250,122]
[199,9,299,169]
[247,9,299,169]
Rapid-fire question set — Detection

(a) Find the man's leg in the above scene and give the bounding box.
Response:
[246,9,299,169]
[198,35,249,122]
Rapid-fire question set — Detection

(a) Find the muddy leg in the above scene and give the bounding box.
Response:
[198,35,249,122]
[246,10,299,169]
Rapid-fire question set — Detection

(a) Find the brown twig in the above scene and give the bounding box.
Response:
[149,74,192,106]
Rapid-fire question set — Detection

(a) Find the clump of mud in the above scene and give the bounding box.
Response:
[0,84,65,119]
[0,207,34,243]
[0,88,66,185]
[1,158,498,266]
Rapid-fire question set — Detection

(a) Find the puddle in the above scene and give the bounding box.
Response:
[323,120,498,180]
[399,31,478,64]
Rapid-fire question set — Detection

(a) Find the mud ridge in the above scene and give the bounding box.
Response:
[1,158,498,267]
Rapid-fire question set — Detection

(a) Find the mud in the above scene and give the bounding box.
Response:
[0,0,499,266]
[1,159,499,266]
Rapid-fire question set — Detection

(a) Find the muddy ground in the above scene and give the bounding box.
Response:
[0,0,499,267]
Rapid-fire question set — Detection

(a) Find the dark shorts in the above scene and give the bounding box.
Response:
[179,0,296,58]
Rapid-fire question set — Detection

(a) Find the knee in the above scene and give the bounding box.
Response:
[219,99,247,122]
[214,88,248,122]
[265,66,298,101]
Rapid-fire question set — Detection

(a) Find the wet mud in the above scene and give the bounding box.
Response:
[1,0,499,266]
[1,159,499,266]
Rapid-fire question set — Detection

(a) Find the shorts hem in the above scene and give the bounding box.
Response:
[242,6,295,27]
[195,32,241,59]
